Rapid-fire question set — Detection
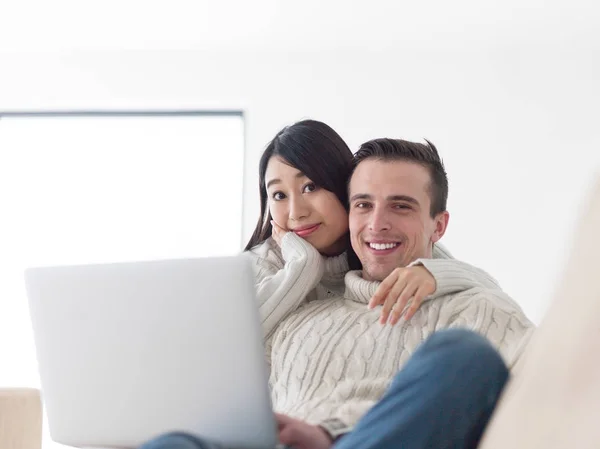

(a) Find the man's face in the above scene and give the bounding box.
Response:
[349,159,449,281]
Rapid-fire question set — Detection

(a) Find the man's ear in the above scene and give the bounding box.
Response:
[431,211,449,244]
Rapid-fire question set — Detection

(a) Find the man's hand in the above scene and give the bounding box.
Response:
[368,266,436,325]
[275,413,333,449]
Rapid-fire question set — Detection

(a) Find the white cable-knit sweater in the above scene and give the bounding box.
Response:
[247,233,534,434]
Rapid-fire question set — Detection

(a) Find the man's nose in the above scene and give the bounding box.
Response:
[368,206,391,232]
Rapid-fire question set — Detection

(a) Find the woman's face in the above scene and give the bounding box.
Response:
[265,156,349,255]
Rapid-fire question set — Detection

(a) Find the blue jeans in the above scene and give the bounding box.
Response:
[140,329,509,449]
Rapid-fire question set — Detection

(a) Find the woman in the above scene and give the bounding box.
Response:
[245,119,359,338]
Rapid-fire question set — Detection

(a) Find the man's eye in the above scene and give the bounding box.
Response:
[302,183,317,193]
[356,202,371,209]
[394,204,410,210]
[273,192,286,201]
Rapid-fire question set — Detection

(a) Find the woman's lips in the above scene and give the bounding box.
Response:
[293,224,321,237]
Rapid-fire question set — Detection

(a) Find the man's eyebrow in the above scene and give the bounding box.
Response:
[266,172,307,190]
[349,193,372,202]
[349,193,420,206]
[387,195,419,205]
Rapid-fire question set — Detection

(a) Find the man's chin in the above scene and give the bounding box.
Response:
[362,265,396,282]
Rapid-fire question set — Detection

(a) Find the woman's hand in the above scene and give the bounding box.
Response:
[270,220,288,247]
[369,266,436,325]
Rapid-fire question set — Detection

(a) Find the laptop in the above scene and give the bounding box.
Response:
[25,255,277,449]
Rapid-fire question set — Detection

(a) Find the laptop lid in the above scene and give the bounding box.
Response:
[25,255,276,449]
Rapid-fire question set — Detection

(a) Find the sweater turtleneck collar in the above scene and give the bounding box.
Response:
[343,270,381,305]
[322,251,349,279]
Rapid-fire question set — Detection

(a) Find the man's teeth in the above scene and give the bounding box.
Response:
[369,242,399,251]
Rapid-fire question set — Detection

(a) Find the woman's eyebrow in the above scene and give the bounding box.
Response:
[266,178,281,189]
[266,172,307,189]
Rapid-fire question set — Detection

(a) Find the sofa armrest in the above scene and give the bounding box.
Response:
[0,388,42,449]
[479,175,600,448]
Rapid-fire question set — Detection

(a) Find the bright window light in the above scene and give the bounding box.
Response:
[0,113,244,448]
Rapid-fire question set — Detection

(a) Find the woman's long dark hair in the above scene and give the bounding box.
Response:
[244,119,360,269]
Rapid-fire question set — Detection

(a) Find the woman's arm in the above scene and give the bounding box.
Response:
[248,233,324,338]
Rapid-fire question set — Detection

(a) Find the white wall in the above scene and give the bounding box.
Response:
[1,2,599,325]
[3,45,598,323]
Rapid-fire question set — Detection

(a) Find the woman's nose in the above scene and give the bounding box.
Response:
[289,195,310,221]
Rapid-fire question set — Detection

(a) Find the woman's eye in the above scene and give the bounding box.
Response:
[302,183,317,193]
[273,192,286,201]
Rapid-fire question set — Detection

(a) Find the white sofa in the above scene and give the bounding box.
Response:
[478,174,600,449]
[0,388,42,449]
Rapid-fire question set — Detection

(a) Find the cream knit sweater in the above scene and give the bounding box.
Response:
[247,233,534,432]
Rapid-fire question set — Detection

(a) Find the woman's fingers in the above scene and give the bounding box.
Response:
[369,271,397,309]
[380,278,412,324]
[402,285,429,321]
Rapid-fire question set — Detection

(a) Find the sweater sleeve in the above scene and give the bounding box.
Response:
[319,418,354,443]
[248,233,324,339]
[432,242,453,259]
[444,289,535,369]
[409,258,502,298]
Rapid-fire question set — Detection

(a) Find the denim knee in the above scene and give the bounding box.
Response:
[421,328,507,375]
[425,328,490,348]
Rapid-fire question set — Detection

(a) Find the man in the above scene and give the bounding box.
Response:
[142,138,534,449]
